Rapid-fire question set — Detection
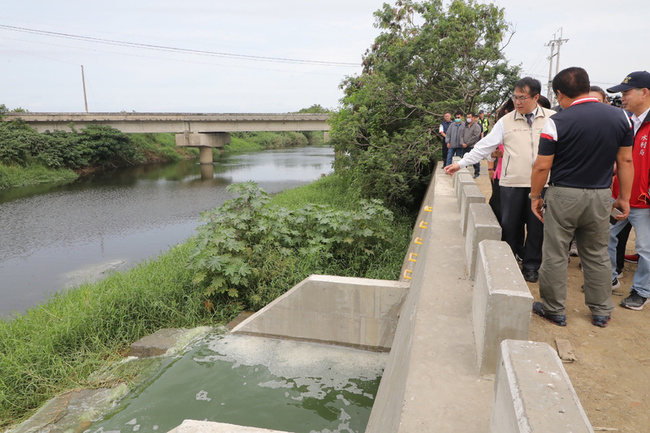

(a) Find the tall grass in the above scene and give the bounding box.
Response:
[0,174,414,428]
[0,162,78,189]
[130,133,198,162]
[0,242,209,425]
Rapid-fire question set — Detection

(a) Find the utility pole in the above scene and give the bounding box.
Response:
[81,65,89,113]
[545,28,569,106]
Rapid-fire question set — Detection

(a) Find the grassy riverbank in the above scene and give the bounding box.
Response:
[0,162,78,189]
[0,173,412,428]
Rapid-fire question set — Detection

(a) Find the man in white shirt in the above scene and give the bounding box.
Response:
[444,77,555,282]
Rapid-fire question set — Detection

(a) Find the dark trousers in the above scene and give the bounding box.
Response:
[616,221,632,271]
[500,186,544,271]
[463,147,480,176]
[489,177,501,224]
[441,139,449,167]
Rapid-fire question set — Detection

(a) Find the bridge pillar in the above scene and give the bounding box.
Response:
[175,132,231,164]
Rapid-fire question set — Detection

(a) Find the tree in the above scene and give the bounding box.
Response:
[330,0,520,209]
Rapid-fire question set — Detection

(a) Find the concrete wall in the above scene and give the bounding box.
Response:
[472,241,533,375]
[169,420,291,433]
[490,340,594,433]
[464,203,501,280]
[231,275,408,351]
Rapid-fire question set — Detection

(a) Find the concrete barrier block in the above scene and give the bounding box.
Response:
[473,240,533,375]
[490,340,594,433]
[169,420,292,433]
[231,275,409,350]
[465,203,501,280]
[455,172,474,201]
[459,184,485,231]
[451,165,470,189]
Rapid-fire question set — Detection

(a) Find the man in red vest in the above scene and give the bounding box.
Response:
[607,71,650,311]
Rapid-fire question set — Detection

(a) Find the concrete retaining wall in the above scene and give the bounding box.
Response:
[460,184,486,235]
[472,241,533,375]
[490,340,594,433]
[169,420,290,433]
[231,275,408,350]
[464,203,502,280]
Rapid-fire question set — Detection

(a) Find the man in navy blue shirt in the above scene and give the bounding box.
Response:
[529,67,634,327]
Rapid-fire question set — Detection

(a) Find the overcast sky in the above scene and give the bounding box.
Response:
[1,0,647,113]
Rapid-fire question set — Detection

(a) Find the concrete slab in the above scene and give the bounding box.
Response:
[460,183,485,234]
[473,240,533,375]
[129,327,212,357]
[168,420,292,433]
[465,203,501,280]
[231,275,408,350]
[366,163,494,433]
[451,165,470,189]
[455,172,474,204]
[490,340,594,433]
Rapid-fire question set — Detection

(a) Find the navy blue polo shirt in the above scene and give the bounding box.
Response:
[538,98,633,188]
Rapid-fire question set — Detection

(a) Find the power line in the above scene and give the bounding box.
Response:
[0,23,359,67]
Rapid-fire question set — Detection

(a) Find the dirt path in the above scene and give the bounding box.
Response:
[471,164,650,433]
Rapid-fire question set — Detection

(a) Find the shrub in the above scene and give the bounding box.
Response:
[189,181,397,311]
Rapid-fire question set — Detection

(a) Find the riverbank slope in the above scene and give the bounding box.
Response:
[0,173,413,428]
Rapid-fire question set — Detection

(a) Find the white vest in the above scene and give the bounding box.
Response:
[499,107,555,187]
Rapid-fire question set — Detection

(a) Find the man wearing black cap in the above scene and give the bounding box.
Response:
[607,71,650,311]
[529,67,633,327]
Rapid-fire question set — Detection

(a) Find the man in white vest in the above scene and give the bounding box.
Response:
[444,77,555,282]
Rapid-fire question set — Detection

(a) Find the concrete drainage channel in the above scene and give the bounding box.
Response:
[8,162,595,433]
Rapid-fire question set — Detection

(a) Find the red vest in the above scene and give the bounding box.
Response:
[630,118,650,208]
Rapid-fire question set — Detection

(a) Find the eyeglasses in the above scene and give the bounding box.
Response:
[511,95,531,102]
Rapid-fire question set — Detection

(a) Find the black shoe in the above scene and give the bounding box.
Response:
[620,291,650,310]
[592,315,611,328]
[612,278,620,290]
[473,173,480,178]
[523,269,539,283]
[532,301,566,326]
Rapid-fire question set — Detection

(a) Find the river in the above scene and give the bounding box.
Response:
[0,146,334,318]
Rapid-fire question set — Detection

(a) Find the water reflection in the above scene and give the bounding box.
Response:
[0,147,333,317]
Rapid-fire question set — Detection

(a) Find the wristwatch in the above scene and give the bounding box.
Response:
[528,193,542,200]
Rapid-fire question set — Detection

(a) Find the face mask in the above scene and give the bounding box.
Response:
[466,118,472,123]
[455,118,461,123]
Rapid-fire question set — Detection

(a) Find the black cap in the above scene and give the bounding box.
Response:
[607,71,650,93]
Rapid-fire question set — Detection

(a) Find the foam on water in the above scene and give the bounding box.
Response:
[87,332,386,433]
[196,333,386,401]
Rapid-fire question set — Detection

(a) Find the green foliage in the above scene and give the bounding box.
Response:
[130,133,195,162]
[230,131,309,150]
[330,0,520,209]
[0,162,78,189]
[297,104,330,114]
[226,135,266,153]
[0,123,198,189]
[189,181,400,311]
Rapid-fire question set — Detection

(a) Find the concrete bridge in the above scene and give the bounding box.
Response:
[3,112,331,164]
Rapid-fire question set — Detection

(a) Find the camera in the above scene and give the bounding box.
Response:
[609,95,622,108]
